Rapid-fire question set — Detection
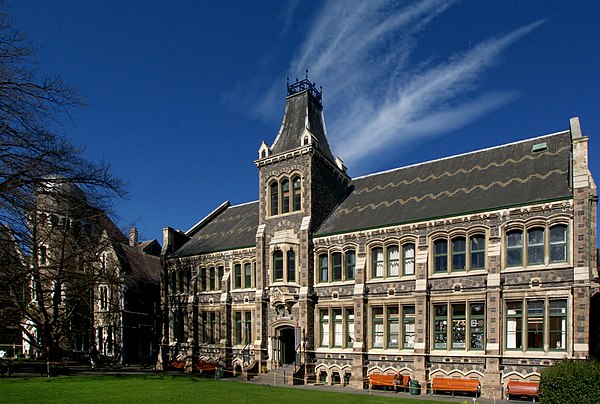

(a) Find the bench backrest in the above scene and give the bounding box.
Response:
[507,381,539,395]
[432,377,480,391]
[369,374,394,383]
[369,373,410,387]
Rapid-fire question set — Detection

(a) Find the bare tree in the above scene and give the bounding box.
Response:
[0,1,127,360]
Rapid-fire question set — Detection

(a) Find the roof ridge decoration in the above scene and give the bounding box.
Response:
[287,70,322,105]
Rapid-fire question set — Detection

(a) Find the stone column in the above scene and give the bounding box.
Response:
[350,254,367,389]
[482,228,502,399]
[254,224,268,365]
[571,118,596,358]
[413,237,429,385]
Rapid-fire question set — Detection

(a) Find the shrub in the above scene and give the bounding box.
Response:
[539,358,600,404]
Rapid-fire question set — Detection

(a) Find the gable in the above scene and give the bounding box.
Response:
[173,201,259,257]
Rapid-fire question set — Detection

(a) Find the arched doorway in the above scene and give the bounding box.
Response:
[279,327,296,365]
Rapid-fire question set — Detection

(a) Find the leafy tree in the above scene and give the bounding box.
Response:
[0,1,126,360]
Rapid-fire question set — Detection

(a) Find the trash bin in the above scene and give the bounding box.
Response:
[409,380,420,395]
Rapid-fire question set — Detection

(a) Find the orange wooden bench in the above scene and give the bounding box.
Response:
[193,362,218,373]
[506,381,539,401]
[369,373,410,391]
[432,377,480,397]
[168,360,186,370]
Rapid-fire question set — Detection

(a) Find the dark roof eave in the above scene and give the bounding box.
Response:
[172,243,257,259]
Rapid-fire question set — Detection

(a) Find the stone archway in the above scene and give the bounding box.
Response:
[269,319,298,368]
[279,327,295,365]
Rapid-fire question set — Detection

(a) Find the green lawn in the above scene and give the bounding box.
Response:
[0,375,448,403]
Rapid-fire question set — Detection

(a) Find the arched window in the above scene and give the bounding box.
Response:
[234,264,242,289]
[470,235,486,269]
[345,250,356,280]
[281,179,290,213]
[270,182,278,216]
[209,267,215,290]
[387,245,399,276]
[451,237,466,271]
[292,176,301,211]
[371,247,384,278]
[273,250,284,281]
[434,240,448,273]
[217,266,224,290]
[200,268,207,291]
[287,250,296,282]
[506,230,523,267]
[549,224,567,262]
[527,227,545,265]
[505,224,568,268]
[332,252,342,281]
[319,254,328,282]
[244,262,252,288]
[402,243,415,275]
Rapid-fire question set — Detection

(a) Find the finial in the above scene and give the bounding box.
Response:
[305,69,309,79]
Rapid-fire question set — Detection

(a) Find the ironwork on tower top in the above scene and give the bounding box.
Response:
[287,70,322,104]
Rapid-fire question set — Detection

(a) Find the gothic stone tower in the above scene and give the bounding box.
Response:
[254,78,349,373]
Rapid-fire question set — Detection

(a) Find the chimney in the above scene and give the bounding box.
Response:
[129,227,138,247]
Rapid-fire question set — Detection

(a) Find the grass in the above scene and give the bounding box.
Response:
[0,374,449,403]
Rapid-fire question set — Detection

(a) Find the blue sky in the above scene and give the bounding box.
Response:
[9,1,600,244]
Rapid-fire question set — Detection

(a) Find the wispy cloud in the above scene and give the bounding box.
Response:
[263,0,544,170]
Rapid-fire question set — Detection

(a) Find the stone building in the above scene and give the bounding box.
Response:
[160,78,598,398]
[22,181,161,363]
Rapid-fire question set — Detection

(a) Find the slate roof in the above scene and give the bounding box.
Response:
[270,91,336,162]
[113,243,161,286]
[315,131,573,236]
[172,130,574,257]
[173,201,259,257]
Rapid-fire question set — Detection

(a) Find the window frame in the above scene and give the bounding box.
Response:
[402,243,415,276]
[316,249,357,284]
[270,181,279,216]
[371,247,384,278]
[504,297,568,353]
[432,233,487,274]
[318,307,354,349]
[268,174,303,217]
[432,301,486,351]
[504,223,570,269]
[273,250,284,282]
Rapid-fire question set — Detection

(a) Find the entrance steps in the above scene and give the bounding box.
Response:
[248,364,294,386]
